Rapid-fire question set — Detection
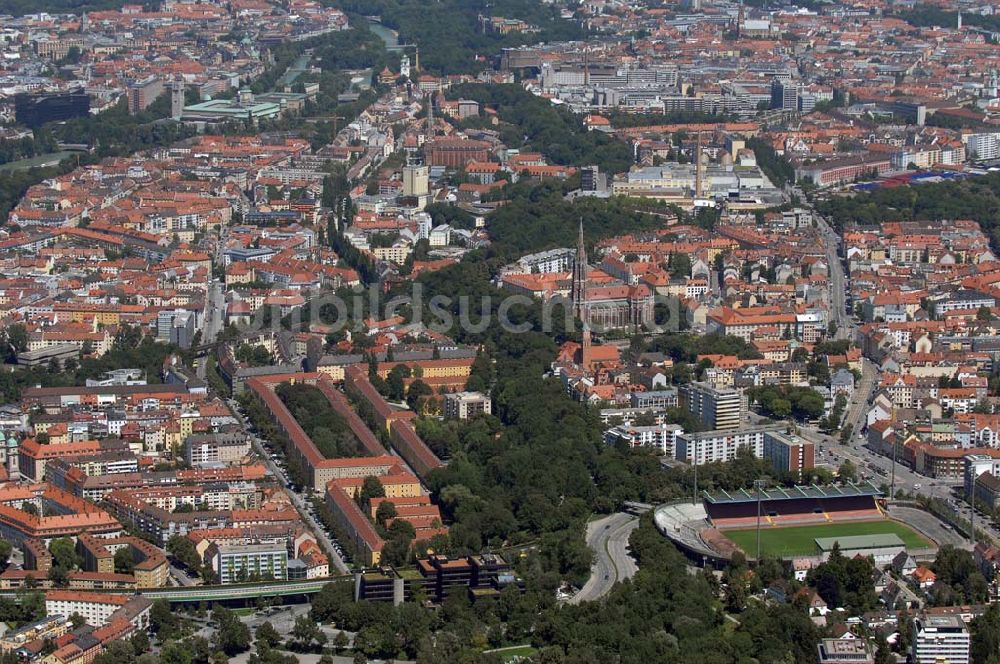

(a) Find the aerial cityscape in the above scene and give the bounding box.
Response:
[0,0,999,662]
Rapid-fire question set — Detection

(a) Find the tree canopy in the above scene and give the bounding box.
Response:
[449,83,635,175]
[275,382,364,459]
[815,172,1000,244]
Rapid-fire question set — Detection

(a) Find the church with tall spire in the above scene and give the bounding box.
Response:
[567,220,654,333]
[550,222,652,381]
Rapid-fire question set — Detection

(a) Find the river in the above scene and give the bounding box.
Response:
[0,151,73,172]
[366,18,400,50]
[276,52,313,88]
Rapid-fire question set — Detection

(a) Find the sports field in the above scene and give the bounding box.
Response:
[723,520,932,558]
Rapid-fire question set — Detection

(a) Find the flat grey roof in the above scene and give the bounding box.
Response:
[814,534,904,551]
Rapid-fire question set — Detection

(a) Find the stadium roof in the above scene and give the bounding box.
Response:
[702,481,883,504]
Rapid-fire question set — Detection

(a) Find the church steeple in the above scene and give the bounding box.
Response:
[572,220,589,320]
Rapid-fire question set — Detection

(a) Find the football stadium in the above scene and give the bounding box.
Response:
[654,482,935,563]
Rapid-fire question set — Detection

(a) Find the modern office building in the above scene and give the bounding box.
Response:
[14,91,90,128]
[912,615,970,664]
[816,638,875,664]
[770,78,799,111]
[402,164,429,197]
[156,309,197,348]
[581,165,602,192]
[180,90,283,125]
[170,79,185,120]
[355,554,519,604]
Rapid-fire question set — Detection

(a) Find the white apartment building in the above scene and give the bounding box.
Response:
[604,423,684,456]
[208,543,289,584]
[965,132,1000,161]
[443,391,492,420]
[675,427,766,465]
[44,592,150,629]
[679,381,744,431]
[912,615,969,664]
[964,454,1000,497]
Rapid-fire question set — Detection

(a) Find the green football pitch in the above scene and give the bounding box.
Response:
[722,520,932,558]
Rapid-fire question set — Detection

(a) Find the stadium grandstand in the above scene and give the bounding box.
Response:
[703,482,884,529]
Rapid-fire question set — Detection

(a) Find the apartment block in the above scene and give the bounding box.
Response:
[443,391,492,420]
[604,423,683,456]
[629,388,679,410]
[184,431,251,466]
[761,430,815,476]
[674,425,814,475]
[676,427,766,465]
[679,381,744,431]
[207,542,289,584]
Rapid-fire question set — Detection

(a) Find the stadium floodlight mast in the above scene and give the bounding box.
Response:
[754,478,768,561]
[889,436,898,502]
[692,437,699,505]
[971,474,979,547]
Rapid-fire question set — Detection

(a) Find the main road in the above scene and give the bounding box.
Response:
[813,208,853,342]
[569,513,639,604]
[197,280,226,380]
[841,357,877,438]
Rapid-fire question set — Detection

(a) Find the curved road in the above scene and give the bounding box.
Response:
[570,513,639,604]
[887,505,969,550]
